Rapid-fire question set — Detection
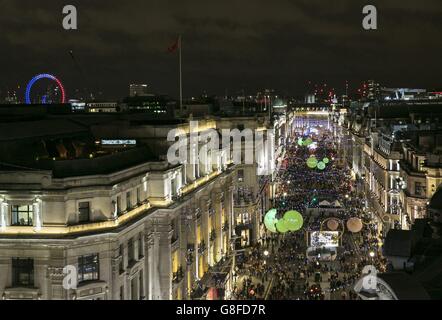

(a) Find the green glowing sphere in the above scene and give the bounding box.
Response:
[317,161,326,170]
[264,209,278,233]
[283,210,304,231]
[306,156,318,169]
[297,138,304,146]
[276,219,289,233]
[303,138,313,146]
[323,157,329,164]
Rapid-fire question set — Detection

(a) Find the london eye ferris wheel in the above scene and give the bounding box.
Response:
[25,73,66,104]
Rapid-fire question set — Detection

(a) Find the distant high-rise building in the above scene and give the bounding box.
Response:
[358,80,381,101]
[3,91,19,104]
[122,95,175,117]
[367,80,381,101]
[129,84,149,97]
[382,87,427,101]
[305,94,315,104]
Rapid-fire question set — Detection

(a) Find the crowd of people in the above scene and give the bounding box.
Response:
[236,118,387,300]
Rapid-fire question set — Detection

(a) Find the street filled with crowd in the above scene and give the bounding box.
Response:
[234,117,387,300]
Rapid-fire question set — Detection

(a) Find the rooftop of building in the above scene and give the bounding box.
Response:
[0,145,159,178]
[378,272,430,300]
[383,219,442,298]
[367,103,442,119]
[397,129,442,155]
[0,114,166,178]
[0,118,89,141]
[51,146,158,178]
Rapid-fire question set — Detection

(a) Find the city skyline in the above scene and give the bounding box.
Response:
[1,0,442,100]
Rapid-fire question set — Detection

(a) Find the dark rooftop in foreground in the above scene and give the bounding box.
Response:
[0,146,159,178]
[378,272,430,300]
[0,118,88,141]
[51,146,158,178]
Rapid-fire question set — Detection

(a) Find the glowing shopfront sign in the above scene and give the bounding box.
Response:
[310,231,340,248]
[101,139,137,146]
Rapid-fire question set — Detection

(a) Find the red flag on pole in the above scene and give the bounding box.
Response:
[168,37,180,53]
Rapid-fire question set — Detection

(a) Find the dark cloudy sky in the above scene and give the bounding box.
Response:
[1,0,441,100]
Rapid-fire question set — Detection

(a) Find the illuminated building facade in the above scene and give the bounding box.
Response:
[341,101,442,233]
[399,131,442,225]
[87,102,118,113]
[121,95,175,117]
[0,113,276,300]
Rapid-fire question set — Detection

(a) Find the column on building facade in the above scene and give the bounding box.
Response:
[150,219,172,300]
[33,198,42,231]
[200,196,210,269]
[137,232,146,299]
[212,189,224,263]
[186,162,196,183]
[144,229,154,300]
[169,210,183,299]
[111,242,122,300]
[179,207,190,299]
[0,199,8,229]
[127,270,140,300]
[230,186,236,237]
[193,207,200,281]
[221,186,230,258]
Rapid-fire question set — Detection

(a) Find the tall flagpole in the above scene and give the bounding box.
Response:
[179,35,183,116]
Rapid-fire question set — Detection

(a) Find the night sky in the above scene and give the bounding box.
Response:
[1,0,441,100]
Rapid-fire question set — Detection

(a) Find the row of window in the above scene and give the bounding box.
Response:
[3,186,146,228]
[79,188,145,223]
[11,254,99,288]
[6,173,190,227]
[116,187,143,217]
[4,191,142,227]
[11,246,150,291]
[119,235,144,273]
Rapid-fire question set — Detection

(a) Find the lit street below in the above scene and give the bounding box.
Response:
[231,115,386,300]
